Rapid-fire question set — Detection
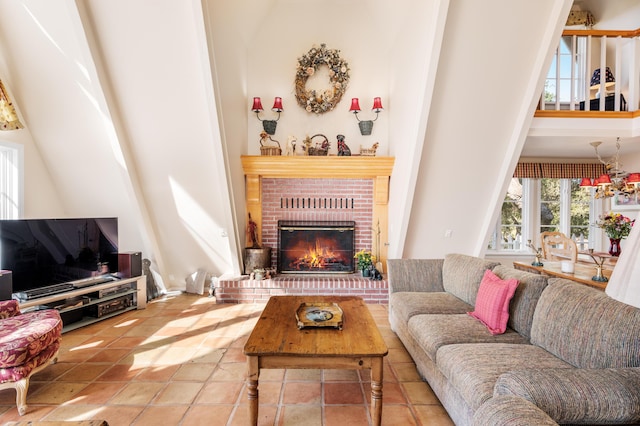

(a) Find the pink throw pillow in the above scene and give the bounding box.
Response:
[468,269,519,335]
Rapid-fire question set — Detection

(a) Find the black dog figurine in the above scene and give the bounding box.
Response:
[337,134,351,156]
[369,265,383,280]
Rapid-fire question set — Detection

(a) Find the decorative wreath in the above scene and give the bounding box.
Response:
[295,44,350,114]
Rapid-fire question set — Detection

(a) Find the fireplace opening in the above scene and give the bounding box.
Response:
[278,221,355,274]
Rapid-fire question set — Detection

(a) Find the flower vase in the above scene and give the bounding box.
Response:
[608,238,622,257]
[361,267,371,278]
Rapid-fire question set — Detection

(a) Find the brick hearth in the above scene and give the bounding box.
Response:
[215,274,388,304]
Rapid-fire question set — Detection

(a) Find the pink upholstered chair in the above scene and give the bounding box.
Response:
[0,299,62,415]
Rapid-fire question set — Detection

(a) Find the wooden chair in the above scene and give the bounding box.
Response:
[540,232,578,262]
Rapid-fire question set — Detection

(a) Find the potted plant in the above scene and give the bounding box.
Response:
[354,249,376,277]
[596,211,635,256]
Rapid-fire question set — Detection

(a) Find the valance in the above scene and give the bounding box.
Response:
[514,162,607,179]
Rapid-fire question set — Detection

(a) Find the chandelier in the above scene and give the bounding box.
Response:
[580,137,640,198]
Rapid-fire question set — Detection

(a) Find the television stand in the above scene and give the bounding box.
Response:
[18,275,146,333]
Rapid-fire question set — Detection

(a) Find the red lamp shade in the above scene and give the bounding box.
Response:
[272,97,283,112]
[372,97,383,112]
[597,174,611,185]
[580,177,594,187]
[349,98,361,113]
[627,173,640,183]
[251,97,263,112]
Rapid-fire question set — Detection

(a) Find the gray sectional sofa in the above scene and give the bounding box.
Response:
[387,253,640,425]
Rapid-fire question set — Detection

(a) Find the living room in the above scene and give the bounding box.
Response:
[6,0,638,288]
[0,0,639,424]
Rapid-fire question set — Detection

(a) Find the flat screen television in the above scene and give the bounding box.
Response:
[0,218,118,293]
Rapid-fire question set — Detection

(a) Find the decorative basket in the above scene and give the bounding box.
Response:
[308,147,328,156]
[306,134,330,156]
[260,135,282,156]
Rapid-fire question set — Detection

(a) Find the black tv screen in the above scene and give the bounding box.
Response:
[0,218,118,293]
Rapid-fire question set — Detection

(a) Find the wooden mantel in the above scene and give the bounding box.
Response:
[241,156,395,268]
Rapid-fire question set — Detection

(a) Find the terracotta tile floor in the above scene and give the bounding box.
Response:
[0,293,453,426]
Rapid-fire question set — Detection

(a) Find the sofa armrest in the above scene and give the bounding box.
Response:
[0,299,20,319]
[386,259,445,293]
[473,395,558,426]
[495,368,640,424]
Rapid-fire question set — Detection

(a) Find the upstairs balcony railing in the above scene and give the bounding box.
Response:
[536,28,640,117]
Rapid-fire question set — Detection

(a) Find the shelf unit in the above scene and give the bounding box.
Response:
[19,275,147,333]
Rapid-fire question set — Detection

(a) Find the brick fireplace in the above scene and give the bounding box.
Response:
[215,155,394,303]
[262,178,373,269]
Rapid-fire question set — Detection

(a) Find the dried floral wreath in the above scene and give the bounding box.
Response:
[295,44,350,114]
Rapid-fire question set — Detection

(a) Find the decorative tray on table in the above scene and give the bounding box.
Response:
[296,302,343,330]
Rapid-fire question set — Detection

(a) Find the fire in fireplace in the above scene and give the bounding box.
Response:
[278,221,355,274]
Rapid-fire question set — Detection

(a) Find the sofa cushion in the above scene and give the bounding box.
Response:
[494,368,640,425]
[0,309,63,368]
[408,314,528,361]
[473,395,559,426]
[492,265,548,339]
[387,258,445,293]
[436,343,573,411]
[531,278,640,368]
[468,269,519,335]
[442,254,500,306]
[390,292,472,323]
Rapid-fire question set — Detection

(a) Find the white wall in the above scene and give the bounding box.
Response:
[401,0,573,259]
[386,0,449,257]
[0,1,238,290]
[244,1,408,156]
[581,0,640,30]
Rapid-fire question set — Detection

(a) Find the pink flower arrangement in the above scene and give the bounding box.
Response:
[596,212,635,239]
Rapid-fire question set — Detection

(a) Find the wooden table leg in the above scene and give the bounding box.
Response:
[370,356,384,426]
[247,356,259,426]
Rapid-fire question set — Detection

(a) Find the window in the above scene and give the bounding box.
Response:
[493,178,524,251]
[489,177,603,253]
[543,35,587,104]
[0,142,22,219]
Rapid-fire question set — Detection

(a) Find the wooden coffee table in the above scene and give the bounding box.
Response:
[243,295,388,426]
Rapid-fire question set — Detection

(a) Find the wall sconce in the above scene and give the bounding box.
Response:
[349,97,383,135]
[251,97,283,135]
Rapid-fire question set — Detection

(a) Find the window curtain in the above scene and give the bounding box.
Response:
[514,162,606,179]
[606,210,640,308]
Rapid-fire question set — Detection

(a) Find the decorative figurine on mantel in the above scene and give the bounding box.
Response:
[286,135,297,156]
[259,131,282,156]
[527,240,544,266]
[359,142,379,156]
[337,134,351,156]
